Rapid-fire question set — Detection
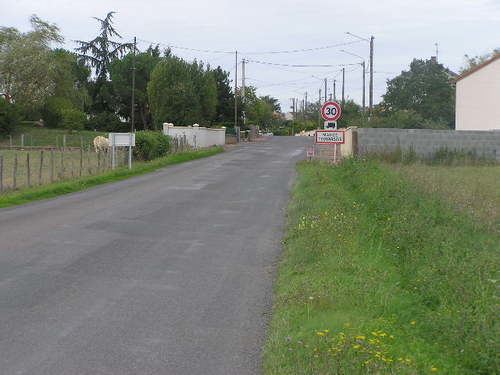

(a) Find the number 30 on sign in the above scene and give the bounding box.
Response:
[321,101,342,121]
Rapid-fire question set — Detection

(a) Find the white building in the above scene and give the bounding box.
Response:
[455,54,500,131]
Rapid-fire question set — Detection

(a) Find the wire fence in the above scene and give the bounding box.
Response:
[0,148,129,193]
[0,133,99,150]
[0,136,193,194]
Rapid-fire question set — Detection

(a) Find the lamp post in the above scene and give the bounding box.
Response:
[340,49,366,112]
[346,32,374,114]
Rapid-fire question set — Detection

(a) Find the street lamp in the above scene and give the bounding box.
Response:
[340,49,366,112]
[345,32,374,114]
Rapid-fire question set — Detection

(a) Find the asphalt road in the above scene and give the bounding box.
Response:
[0,136,308,375]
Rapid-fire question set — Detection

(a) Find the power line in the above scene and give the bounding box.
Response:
[245,59,359,68]
[241,40,363,54]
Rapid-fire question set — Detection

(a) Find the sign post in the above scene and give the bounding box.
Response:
[109,133,136,170]
[318,101,343,163]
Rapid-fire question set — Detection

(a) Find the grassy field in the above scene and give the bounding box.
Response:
[264,160,498,374]
[0,148,128,191]
[394,164,500,234]
[0,146,223,208]
[0,124,106,148]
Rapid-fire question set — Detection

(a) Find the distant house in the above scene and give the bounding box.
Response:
[455,54,500,131]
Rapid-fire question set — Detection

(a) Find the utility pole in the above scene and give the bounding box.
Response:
[318,88,322,129]
[241,58,246,127]
[324,78,327,102]
[304,92,308,119]
[333,79,336,101]
[346,32,374,114]
[369,36,374,114]
[130,36,136,133]
[342,67,345,105]
[435,42,439,62]
[234,51,239,142]
[362,60,366,111]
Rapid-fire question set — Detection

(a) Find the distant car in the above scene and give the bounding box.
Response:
[264,132,273,136]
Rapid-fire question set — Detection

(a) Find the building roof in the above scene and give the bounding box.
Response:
[455,53,500,82]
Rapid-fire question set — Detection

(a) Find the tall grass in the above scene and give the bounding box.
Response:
[369,146,497,166]
[264,160,498,374]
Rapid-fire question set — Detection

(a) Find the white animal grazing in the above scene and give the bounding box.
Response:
[93,136,110,153]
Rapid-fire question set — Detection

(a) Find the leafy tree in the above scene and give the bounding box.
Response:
[147,55,218,128]
[51,49,91,110]
[75,11,132,112]
[110,48,161,129]
[382,58,455,127]
[211,66,234,124]
[0,15,63,112]
[260,95,281,113]
[0,97,21,134]
[338,99,362,128]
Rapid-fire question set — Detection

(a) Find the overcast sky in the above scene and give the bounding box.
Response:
[2,0,499,111]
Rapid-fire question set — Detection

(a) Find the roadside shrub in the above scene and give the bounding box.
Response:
[41,97,74,128]
[60,108,86,130]
[85,112,128,132]
[133,131,171,161]
[0,98,21,135]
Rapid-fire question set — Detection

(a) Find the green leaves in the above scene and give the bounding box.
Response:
[383,58,455,127]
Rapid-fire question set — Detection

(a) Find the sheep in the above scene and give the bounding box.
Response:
[93,136,110,153]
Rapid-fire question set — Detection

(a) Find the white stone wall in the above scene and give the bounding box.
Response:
[162,124,226,148]
[456,57,500,131]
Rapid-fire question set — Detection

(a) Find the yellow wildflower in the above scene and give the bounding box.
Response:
[431,367,438,372]
[355,335,366,340]
[410,320,416,325]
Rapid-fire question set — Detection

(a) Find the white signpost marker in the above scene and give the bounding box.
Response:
[109,133,136,170]
[315,130,345,163]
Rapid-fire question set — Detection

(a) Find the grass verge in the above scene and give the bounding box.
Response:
[0,147,223,208]
[264,159,497,374]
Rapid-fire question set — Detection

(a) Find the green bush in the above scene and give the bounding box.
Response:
[60,108,86,130]
[41,97,74,128]
[0,98,21,135]
[133,131,171,161]
[85,112,128,132]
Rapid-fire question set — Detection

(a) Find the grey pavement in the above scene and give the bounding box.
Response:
[0,137,308,375]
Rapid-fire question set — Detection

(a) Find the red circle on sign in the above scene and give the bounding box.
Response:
[321,101,342,121]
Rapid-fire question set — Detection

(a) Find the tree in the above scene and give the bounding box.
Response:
[51,49,91,110]
[75,11,132,112]
[110,49,161,129]
[382,58,455,127]
[0,15,63,112]
[211,66,234,124]
[147,55,218,128]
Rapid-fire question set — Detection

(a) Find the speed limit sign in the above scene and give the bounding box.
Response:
[320,101,342,121]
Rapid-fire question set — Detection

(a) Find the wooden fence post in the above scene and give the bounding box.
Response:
[60,150,64,179]
[0,155,3,192]
[80,146,83,177]
[38,151,44,185]
[13,153,17,189]
[50,149,55,183]
[87,145,92,175]
[26,153,31,187]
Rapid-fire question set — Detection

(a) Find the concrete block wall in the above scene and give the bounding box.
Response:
[355,128,500,161]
